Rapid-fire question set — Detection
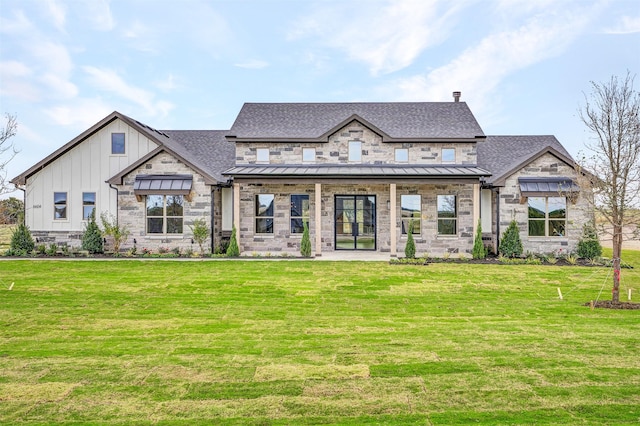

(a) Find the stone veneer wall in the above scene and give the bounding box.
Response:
[236,121,477,166]
[117,152,216,252]
[498,153,592,254]
[237,181,476,256]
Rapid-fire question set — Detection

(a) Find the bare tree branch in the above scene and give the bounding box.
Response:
[0,113,19,195]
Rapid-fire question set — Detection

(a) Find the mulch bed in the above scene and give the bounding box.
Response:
[584,301,640,310]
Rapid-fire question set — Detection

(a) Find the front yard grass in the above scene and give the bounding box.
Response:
[1,250,639,424]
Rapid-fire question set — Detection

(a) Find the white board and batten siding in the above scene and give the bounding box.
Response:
[25,119,158,231]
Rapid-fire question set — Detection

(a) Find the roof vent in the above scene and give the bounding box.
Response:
[453,91,461,102]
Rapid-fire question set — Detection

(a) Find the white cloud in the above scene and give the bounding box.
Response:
[44,0,66,32]
[384,7,594,116]
[605,15,640,34]
[121,20,159,53]
[154,74,180,92]
[82,0,115,31]
[234,60,269,70]
[44,98,113,128]
[40,73,78,99]
[83,66,174,117]
[289,0,463,76]
[0,61,40,102]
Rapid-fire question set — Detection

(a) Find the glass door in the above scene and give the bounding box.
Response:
[335,195,376,250]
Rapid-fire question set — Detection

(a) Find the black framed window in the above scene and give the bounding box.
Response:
[111,133,125,154]
[437,195,457,235]
[401,195,421,234]
[528,197,566,237]
[146,195,184,234]
[290,194,309,233]
[255,194,274,234]
[54,192,67,220]
[82,192,96,220]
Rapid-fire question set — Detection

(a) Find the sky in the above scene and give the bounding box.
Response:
[1,0,639,199]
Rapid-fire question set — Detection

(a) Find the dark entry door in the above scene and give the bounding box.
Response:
[335,195,376,250]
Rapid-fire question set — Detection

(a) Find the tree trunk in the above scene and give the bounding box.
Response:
[612,224,622,303]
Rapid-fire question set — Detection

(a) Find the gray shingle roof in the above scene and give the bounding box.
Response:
[228,102,485,141]
[477,135,575,185]
[162,130,235,182]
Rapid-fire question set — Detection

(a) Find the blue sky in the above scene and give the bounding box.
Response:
[1,0,639,198]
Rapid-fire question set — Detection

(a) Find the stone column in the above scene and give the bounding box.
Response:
[473,183,480,235]
[390,183,397,257]
[315,183,322,256]
[233,182,241,253]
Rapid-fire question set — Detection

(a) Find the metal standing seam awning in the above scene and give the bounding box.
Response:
[518,177,579,196]
[133,174,193,198]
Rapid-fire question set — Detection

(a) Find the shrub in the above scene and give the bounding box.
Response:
[9,223,35,254]
[472,219,485,259]
[499,220,523,258]
[189,218,209,255]
[404,220,416,259]
[227,226,240,257]
[576,222,602,260]
[81,211,104,254]
[100,212,130,254]
[300,221,312,257]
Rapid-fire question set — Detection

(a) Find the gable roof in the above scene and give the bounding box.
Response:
[11,111,234,186]
[227,102,485,142]
[477,135,576,186]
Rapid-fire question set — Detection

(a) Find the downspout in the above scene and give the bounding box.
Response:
[108,183,119,223]
[17,186,26,225]
[495,187,500,253]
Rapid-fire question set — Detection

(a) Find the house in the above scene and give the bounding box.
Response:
[11,94,591,256]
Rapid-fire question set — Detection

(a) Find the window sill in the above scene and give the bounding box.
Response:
[436,234,458,239]
[147,235,184,240]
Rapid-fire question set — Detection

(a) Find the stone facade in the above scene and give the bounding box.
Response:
[498,153,592,254]
[117,152,217,252]
[236,121,476,166]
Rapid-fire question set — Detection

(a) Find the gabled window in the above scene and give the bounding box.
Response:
[255,194,274,234]
[82,192,96,220]
[442,148,455,163]
[302,148,315,163]
[290,194,309,233]
[528,197,566,237]
[437,195,457,235]
[348,141,362,162]
[395,148,408,163]
[146,195,184,234]
[54,192,67,220]
[401,195,421,235]
[256,148,269,163]
[111,133,125,155]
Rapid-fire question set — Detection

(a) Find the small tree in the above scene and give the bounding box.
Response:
[227,225,240,257]
[81,211,104,254]
[9,223,34,255]
[499,220,523,258]
[1,113,18,195]
[190,218,209,255]
[472,219,485,259]
[404,220,416,259]
[300,221,311,257]
[579,72,640,302]
[100,212,130,254]
[576,222,602,260]
[0,197,23,224]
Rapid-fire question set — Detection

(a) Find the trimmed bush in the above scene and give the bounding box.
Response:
[9,223,35,255]
[499,220,523,258]
[472,219,485,259]
[405,220,416,259]
[576,222,602,260]
[81,211,104,254]
[227,226,240,257]
[300,221,311,257]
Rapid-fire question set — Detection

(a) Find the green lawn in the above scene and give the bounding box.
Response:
[1,251,639,425]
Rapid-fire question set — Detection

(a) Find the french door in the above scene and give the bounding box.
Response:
[335,195,376,250]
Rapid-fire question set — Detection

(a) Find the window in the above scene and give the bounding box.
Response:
[256,148,269,163]
[82,192,96,220]
[146,195,184,234]
[302,148,315,163]
[528,197,566,237]
[401,195,421,235]
[395,148,408,163]
[437,195,457,235]
[442,148,455,163]
[54,192,67,220]
[111,133,125,154]
[255,194,274,234]
[348,141,362,162]
[290,194,309,233]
